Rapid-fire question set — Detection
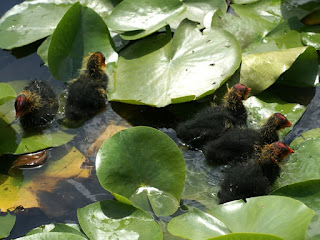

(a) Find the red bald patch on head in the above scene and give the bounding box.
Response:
[274,113,292,128]
[15,94,27,118]
[272,142,294,163]
[233,84,251,100]
[92,52,106,67]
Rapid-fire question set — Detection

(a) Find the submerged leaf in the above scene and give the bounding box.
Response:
[96,126,185,216]
[78,200,163,240]
[0,0,116,49]
[208,196,314,240]
[109,19,241,107]
[167,208,231,240]
[0,213,16,239]
[11,150,48,169]
[48,2,117,82]
[0,147,90,214]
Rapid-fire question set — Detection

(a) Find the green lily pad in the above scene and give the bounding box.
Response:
[170,0,227,29]
[0,213,16,239]
[211,0,282,52]
[207,233,284,240]
[0,0,116,49]
[167,208,231,240]
[107,0,186,40]
[244,93,306,138]
[240,46,317,94]
[231,0,260,3]
[37,36,52,66]
[96,126,185,216]
[208,196,314,240]
[109,19,241,107]
[302,30,320,50]
[0,83,16,107]
[48,2,117,82]
[77,200,163,240]
[275,129,320,189]
[281,0,320,20]
[16,232,87,240]
[26,223,85,238]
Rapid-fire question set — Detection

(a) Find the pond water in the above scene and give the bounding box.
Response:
[1,1,320,239]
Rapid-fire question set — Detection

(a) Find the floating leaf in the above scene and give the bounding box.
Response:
[0,0,116,49]
[167,208,231,240]
[240,46,317,94]
[48,2,117,82]
[78,200,163,240]
[26,223,85,238]
[96,126,185,216]
[16,232,87,240]
[0,83,16,106]
[11,150,48,169]
[208,196,314,240]
[211,0,282,52]
[231,0,260,4]
[275,129,320,189]
[244,93,306,138]
[281,0,320,20]
[302,29,320,50]
[0,213,16,239]
[0,147,90,213]
[37,36,52,66]
[107,0,186,40]
[109,19,241,107]
[207,233,284,240]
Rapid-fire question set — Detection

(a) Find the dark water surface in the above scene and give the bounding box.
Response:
[1,1,320,239]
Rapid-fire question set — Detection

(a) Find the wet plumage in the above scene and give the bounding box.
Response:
[65,52,108,121]
[14,80,58,130]
[203,113,292,164]
[218,142,294,204]
[176,84,251,149]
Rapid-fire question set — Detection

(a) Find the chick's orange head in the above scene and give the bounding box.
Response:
[87,52,106,69]
[270,141,294,164]
[233,84,251,100]
[15,94,27,118]
[274,113,292,128]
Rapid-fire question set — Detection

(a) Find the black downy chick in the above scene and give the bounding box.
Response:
[203,113,292,164]
[15,80,59,130]
[65,52,108,121]
[176,84,251,149]
[218,142,294,204]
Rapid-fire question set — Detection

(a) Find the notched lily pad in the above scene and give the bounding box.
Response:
[78,200,163,240]
[109,19,241,107]
[208,195,314,240]
[96,126,185,216]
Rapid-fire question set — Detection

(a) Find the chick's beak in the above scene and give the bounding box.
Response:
[285,120,292,128]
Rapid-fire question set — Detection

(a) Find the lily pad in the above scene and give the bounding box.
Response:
[16,232,87,240]
[240,46,317,94]
[0,83,16,106]
[167,208,231,240]
[302,30,320,50]
[207,233,284,240]
[96,126,185,216]
[78,200,163,240]
[26,223,85,238]
[0,213,16,239]
[281,0,320,20]
[211,0,282,52]
[244,93,306,138]
[0,0,116,49]
[48,2,117,82]
[37,36,52,66]
[109,19,241,107]
[208,195,314,240]
[275,129,320,189]
[107,0,186,40]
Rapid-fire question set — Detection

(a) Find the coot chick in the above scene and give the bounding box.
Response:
[65,52,108,121]
[218,142,294,204]
[176,84,251,149]
[15,80,59,130]
[203,113,292,164]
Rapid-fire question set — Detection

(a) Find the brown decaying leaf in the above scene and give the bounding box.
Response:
[11,150,48,169]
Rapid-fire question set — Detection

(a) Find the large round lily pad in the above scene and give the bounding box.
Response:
[167,208,231,240]
[208,196,314,240]
[48,2,117,82]
[96,126,185,216]
[109,19,241,107]
[78,200,163,240]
